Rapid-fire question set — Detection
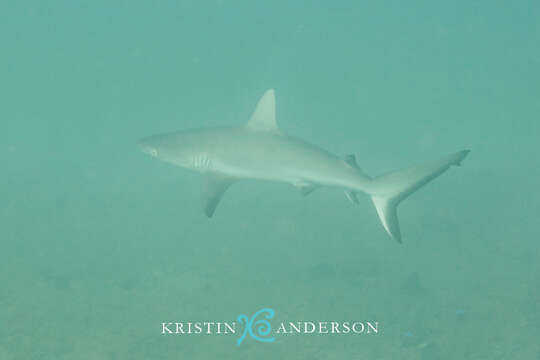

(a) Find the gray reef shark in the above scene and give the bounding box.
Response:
[139,89,469,243]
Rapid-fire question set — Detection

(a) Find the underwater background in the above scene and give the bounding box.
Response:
[1,0,539,359]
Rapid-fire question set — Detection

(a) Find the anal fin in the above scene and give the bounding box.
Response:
[345,190,360,204]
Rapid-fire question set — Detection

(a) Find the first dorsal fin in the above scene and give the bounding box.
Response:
[246,89,279,133]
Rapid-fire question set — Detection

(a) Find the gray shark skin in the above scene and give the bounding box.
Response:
[139,89,469,243]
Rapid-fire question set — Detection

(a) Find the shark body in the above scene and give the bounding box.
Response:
[139,89,469,242]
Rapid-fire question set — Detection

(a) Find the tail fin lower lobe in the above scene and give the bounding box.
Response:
[370,150,470,243]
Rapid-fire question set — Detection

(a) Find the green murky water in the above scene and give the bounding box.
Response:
[1,1,539,358]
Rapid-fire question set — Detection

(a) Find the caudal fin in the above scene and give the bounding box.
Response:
[369,150,470,243]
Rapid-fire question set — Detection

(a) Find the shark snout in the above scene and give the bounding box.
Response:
[138,137,158,157]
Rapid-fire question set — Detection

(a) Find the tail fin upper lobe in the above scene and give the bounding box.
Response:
[369,150,470,243]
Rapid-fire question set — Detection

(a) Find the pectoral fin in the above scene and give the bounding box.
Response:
[202,174,235,217]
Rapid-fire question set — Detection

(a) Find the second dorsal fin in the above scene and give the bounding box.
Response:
[344,154,359,169]
[344,154,371,179]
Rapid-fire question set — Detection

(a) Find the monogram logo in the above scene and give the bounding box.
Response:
[236,308,275,346]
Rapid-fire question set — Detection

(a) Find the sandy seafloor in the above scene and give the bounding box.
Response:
[1,1,539,359]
